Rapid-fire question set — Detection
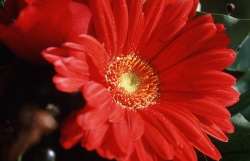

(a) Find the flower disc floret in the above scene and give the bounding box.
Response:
[106,55,159,110]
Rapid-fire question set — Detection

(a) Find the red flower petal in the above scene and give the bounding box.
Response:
[124,0,144,54]
[197,33,231,52]
[143,121,174,160]
[208,117,234,133]
[195,115,229,142]
[176,98,231,119]
[82,123,109,151]
[159,92,231,119]
[42,47,70,63]
[62,57,92,75]
[174,140,197,161]
[188,0,199,21]
[134,138,156,161]
[157,49,236,79]
[77,81,114,130]
[158,0,193,26]
[109,104,125,122]
[155,104,203,140]
[139,17,187,61]
[126,110,145,141]
[112,116,134,154]
[189,133,221,160]
[151,23,217,71]
[160,71,236,91]
[60,40,107,78]
[53,59,89,80]
[139,108,185,147]
[82,81,112,108]
[205,87,239,106]
[78,35,109,72]
[111,0,128,56]
[53,75,85,93]
[138,0,169,47]
[62,42,86,51]
[180,14,214,34]
[61,56,103,83]
[88,0,118,55]
[138,0,197,56]
[60,111,84,149]
[97,126,128,160]
[215,23,226,33]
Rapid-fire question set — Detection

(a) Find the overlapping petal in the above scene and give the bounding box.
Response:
[60,110,84,149]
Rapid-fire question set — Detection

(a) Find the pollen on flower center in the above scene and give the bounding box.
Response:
[106,55,159,110]
[120,72,141,93]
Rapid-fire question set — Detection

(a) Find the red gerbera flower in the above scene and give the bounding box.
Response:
[0,0,91,64]
[43,0,239,160]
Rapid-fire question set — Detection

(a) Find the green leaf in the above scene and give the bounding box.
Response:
[230,113,250,133]
[196,12,250,51]
[229,90,250,133]
[221,153,250,161]
[228,90,250,116]
[228,90,250,133]
[234,70,250,94]
[229,35,250,72]
[211,133,250,161]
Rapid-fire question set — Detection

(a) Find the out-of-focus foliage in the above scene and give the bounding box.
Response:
[229,36,250,72]
[211,133,250,161]
[234,70,250,94]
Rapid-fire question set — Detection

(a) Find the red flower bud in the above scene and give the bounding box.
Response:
[0,0,92,64]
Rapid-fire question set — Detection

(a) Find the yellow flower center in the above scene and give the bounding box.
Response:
[120,72,140,93]
[106,55,159,110]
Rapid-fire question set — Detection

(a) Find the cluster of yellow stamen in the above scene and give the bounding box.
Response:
[106,55,159,110]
